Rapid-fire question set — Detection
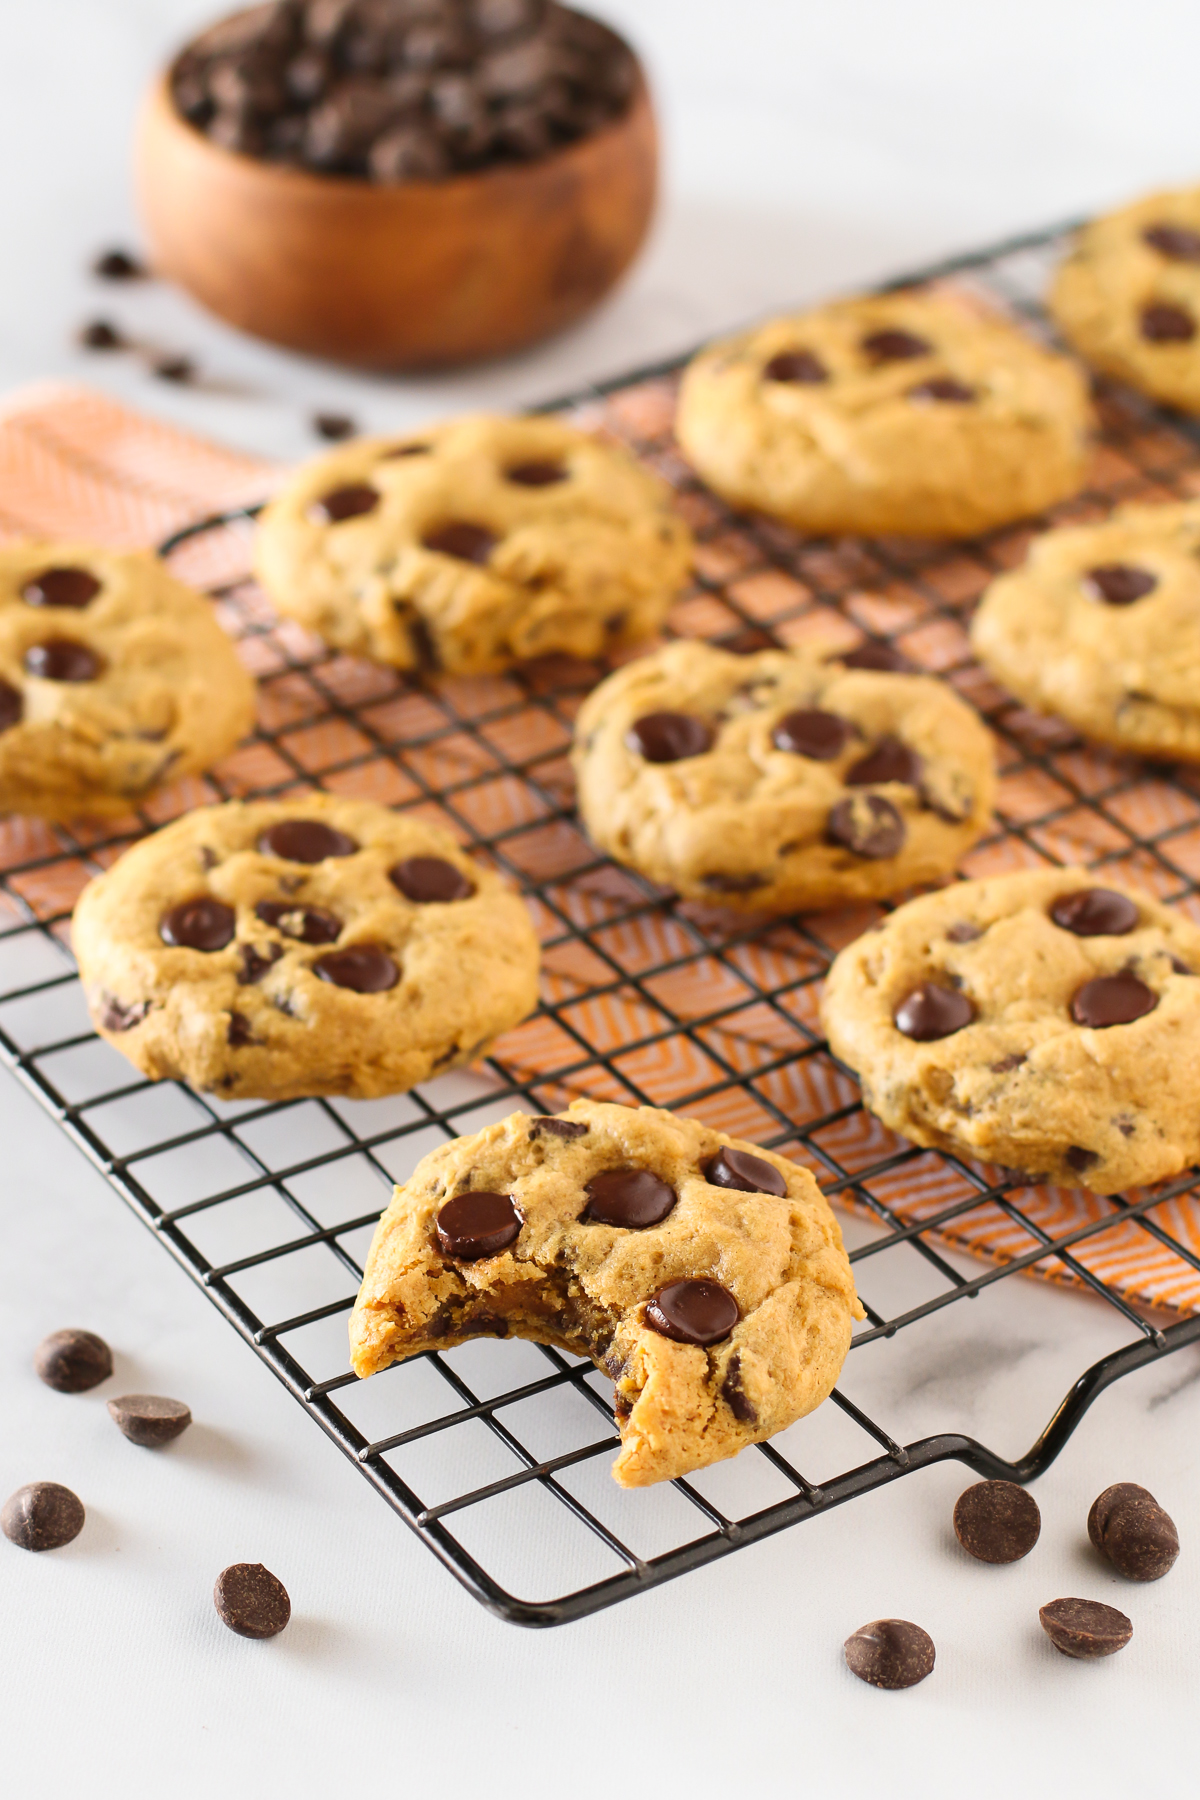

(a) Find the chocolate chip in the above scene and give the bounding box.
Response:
[763,349,828,384]
[894,983,975,1041]
[584,1168,677,1228]
[1084,563,1157,606]
[846,736,922,787]
[1070,972,1157,1028]
[93,248,147,280]
[704,1146,787,1196]
[839,641,913,673]
[389,856,474,903]
[255,900,342,943]
[98,995,150,1032]
[528,1116,588,1140]
[22,568,102,609]
[1171,955,1194,976]
[1051,888,1139,936]
[908,376,975,403]
[313,944,398,992]
[34,1328,113,1394]
[1143,223,1200,262]
[1140,302,1196,343]
[107,1394,192,1447]
[700,871,768,894]
[991,1052,1026,1072]
[644,1279,738,1346]
[238,942,282,985]
[861,329,931,363]
[772,708,854,760]
[422,521,498,563]
[436,1190,522,1259]
[312,411,356,440]
[953,1480,1041,1563]
[380,440,432,460]
[721,1352,756,1422]
[844,1619,935,1689]
[0,679,22,731]
[213,1563,291,1639]
[827,793,906,859]
[154,354,197,384]
[369,123,452,180]
[1088,1483,1179,1581]
[160,897,236,952]
[626,710,714,764]
[80,319,124,350]
[505,460,568,486]
[257,819,358,862]
[227,1010,256,1046]
[1066,1145,1099,1174]
[1,1483,85,1552]
[24,640,103,682]
[946,922,982,943]
[1039,1597,1131,1659]
[311,483,380,524]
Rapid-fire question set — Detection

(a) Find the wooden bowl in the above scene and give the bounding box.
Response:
[134,61,657,371]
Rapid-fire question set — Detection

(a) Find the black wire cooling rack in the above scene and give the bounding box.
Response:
[5,219,1200,1626]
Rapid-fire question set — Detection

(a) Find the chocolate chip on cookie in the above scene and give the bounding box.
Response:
[861,328,931,363]
[908,376,975,403]
[704,1146,788,1195]
[644,1278,739,1346]
[436,1190,522,1260]
[422,521,499,564]
[845,737,922,787]
[894,982,975,1041]
[1050,888,1139,936]
[505,460,568,486]
[583,1168,677,1228]
[763,349,828,384]
[255,901,342,943]
[160,898,236,951]
[22,568,102,609]
[1143,222,1200,261]
[827,793,906,859]
[1140,301,1196,343]
[1083,562,1158,605]
[258,819,357,862]
[312,945,399,992]
[528,1116,589,1141]
[24,640,103,682]
[772,708,854,760]
[310,483,380,523]
[1071,972,1157,1028]
[626,710,714,764]
[389,857,474,903]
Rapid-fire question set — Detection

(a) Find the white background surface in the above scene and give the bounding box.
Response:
[3,2,1200,1793]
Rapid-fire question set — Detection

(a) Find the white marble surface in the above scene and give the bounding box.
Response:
[3,2,1200,1793]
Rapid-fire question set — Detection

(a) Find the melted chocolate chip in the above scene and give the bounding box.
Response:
[160,897,236,952]
[1050,888,1139,937]
[423,521,498,564]
[257,820,357,862]
[255,900,342,943]
[24,640,103,682]
[861,328,931,363]
[528,1116,588,1141]
[626,711,714,764]
[953,1480,1041,1564]
[505,460,568,486]
[435,1190,521,1260]
[839,641,913,672]
[380,441,432,460]
[763,349,828,384]
[0,680,21,731]
[844,1620,935,1689]
[644,1278,738,1346]
[991,1052,1026,1073]
[846,736,922,787]
[894,983,975,1040]
[312,945,398,992]
[772,708,854,760]
[827,793,906,859]
[98,995,150,1031]
[1084,563,1157,606]
[1039,1597,1131,1659]
[238,942,282,985]
[311,483,380,523]
[908,376,975,403]
[1141,302,1196,343]
[704,1146,787,1196]
[721,1353,756,1422]
[1071,972,1157,1028]
[227,1012,256,1046]
[389,856,474,903]
[1143,223,1200,262]
[1066,1146,1099,1175]
[22,568,102,609]
[1171,955,1194,976]
[946,922,982,943]
[584,1168,677,1228]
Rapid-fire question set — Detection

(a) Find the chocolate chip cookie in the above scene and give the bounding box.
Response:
[971,499,1200,761]
[675,289,1093,539]
[252,414,692,675]
[571,641,995,911]
[349,1099,863,1486]
[821,869,1200,1192]
[0,542,254,819]
[72,795,540,1099]
[1051,187,1200,414]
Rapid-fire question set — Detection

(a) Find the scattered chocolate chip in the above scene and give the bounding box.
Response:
[584,1168,677,1228]
[1084,563,1157,606]
[528,1116,588,1140]
[844,1619,935,1689]
[98,995,150,1032]
[312,411,356,440]
[704,1146,787,1196]
[389,856,474,903]
[34,1328,113,1393]
[154,354,197,384]
[505,459,568,486]
[1143,223,1200,262]
[644,1278,738,1346]
[0,679,22,731]
[946,921,982,943]
[311,483,380,524]
[772,708,854,760]
[257,819,358,862]
[80,319,125,350]
[839,640,913,673]
[160,897,236,952]
[827,793,906,859]
[255,900,342,943]
[1051,888,1139,937]
[436,1190,522,1259]
[1088,1483,1180,1581]
[1,1483,85,1552]
[107,1394,192,1447]
[93,248,147,280]
[626,711,714,764]
[846,736,922,787]
[214,1563,291,1639]
[908,376,974,403]
[1140,302,1196,343]
[24,640,103,682]
[422,521,498,564]
[313,944,398,992]
[1039,1597,1131,1659]
[721,1352,756,1422]
[22,568,102,609]
[1070,972,1157,1028]
[238,942,283,985]
[894,982,975,1041]
[763,349,828,384]
[953,1480,1041,1563]
[861,328,931,363]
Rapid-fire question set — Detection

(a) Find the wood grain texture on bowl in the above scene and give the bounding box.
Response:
[135,70,657,370]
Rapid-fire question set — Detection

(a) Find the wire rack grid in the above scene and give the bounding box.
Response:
[5,221,1200,1627]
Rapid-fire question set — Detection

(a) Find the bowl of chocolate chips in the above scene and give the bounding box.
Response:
[137,0,655,368]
